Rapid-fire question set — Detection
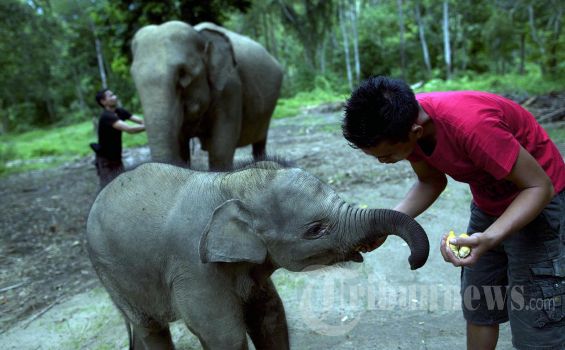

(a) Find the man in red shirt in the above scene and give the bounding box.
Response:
[342,76,564,349]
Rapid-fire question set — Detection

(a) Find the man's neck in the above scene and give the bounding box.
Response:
[416,105,435,139]
[416,105,436,155]
[104,106,116,113]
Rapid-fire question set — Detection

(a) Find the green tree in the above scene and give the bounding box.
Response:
[276,0,335,73]
[0,0,65,132]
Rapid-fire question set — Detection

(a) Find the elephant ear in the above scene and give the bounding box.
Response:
[199,29,237,92]
[199,199,266,264]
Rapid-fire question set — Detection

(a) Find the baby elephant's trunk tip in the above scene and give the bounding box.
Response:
[373,209,430,270]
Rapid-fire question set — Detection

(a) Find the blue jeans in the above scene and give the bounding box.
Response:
[461,191,565,350]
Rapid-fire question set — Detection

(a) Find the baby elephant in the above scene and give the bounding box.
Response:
[86,160,429,349]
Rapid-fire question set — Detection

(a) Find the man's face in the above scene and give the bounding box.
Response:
[101,90,118,108]
[361,124,422,164]
[361,140,415,164]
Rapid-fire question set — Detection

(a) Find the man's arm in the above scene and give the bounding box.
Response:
[394,160,448,218]
[444,146,554,266]
[111,120,145,134]
[128,115,144,125]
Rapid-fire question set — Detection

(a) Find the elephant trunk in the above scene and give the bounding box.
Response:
[345,207,430,270]
[136,82,186,164]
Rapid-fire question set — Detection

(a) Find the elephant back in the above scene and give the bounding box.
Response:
[194,22,283,112]
[194,22,279,67]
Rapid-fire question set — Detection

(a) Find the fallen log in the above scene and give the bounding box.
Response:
[538,107,565,124]
[521,96,537,107]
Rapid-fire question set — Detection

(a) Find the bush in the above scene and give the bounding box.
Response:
[415,70,563,96]
[0,143,16,175]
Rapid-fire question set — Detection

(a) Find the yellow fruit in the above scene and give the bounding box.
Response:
[457,233,471,258]
[446,231,458,255]
[445,231,472,259]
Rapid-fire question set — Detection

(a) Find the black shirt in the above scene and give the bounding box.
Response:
[98,107,132,160]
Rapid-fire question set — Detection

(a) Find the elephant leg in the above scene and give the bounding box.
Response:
[131,323,175,350]
[172,280,248,350]
[178,136,190,166]
[177,125,191,166]
[244,278,289,350]
[252,137,267,161]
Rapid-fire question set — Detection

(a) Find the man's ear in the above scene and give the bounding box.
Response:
[411,123,423,138]
[199,199,266,264]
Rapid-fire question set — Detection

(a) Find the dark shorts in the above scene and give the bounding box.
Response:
[461,191,565,350]
[94,154,124,189]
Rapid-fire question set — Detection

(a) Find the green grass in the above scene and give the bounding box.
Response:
[546,125,565,143]
[273,88,348,119]
[0,121,147,176]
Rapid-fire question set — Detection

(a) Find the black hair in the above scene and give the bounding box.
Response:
[342,76,419,149]
[95,88,109,108]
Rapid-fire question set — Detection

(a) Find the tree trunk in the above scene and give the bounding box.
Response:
[442,0,452,80]
[268,13,279,59]
[397,0,406,79]
[414,1,432,75]
[348,1,361,83]
[89,20,107,89]
[319,37,327,74]
[277,0,317,71]
[95,38,107,88]
[453,13,462,74]
[519,32,526,75]
[261,13,271,54]
[459,14,468,71]
[72,65,87,113]
[0,99,8,134]
[339,1,353,91]
[528,4,546,74]
[46,98,57,123]
[547,4,562,73]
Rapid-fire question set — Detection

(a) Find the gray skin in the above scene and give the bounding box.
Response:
[130,21,283,170]
[86,161,429,350]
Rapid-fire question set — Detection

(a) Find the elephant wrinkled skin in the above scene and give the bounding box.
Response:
[131,21,283,169]
[86,161,430,349]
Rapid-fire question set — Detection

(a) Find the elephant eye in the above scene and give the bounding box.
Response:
[303,222,329,240]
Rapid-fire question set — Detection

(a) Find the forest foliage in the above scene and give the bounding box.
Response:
[0,0,563,134]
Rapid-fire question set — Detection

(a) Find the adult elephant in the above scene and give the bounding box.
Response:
[86,160,430,349]
[131,21,283,169]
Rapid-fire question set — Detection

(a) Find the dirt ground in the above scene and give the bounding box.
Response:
[1,94,564,349]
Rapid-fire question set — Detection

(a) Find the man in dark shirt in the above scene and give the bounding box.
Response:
[94,88,145,187]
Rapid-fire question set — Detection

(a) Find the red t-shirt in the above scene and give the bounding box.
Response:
[408,91,565,216]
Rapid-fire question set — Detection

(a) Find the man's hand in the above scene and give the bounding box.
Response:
[440,232,496,267]
[129,115,145,125]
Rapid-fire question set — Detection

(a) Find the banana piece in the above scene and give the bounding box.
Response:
[445,231,472,259]
[457,233,471,258]
[446,231,458,255]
